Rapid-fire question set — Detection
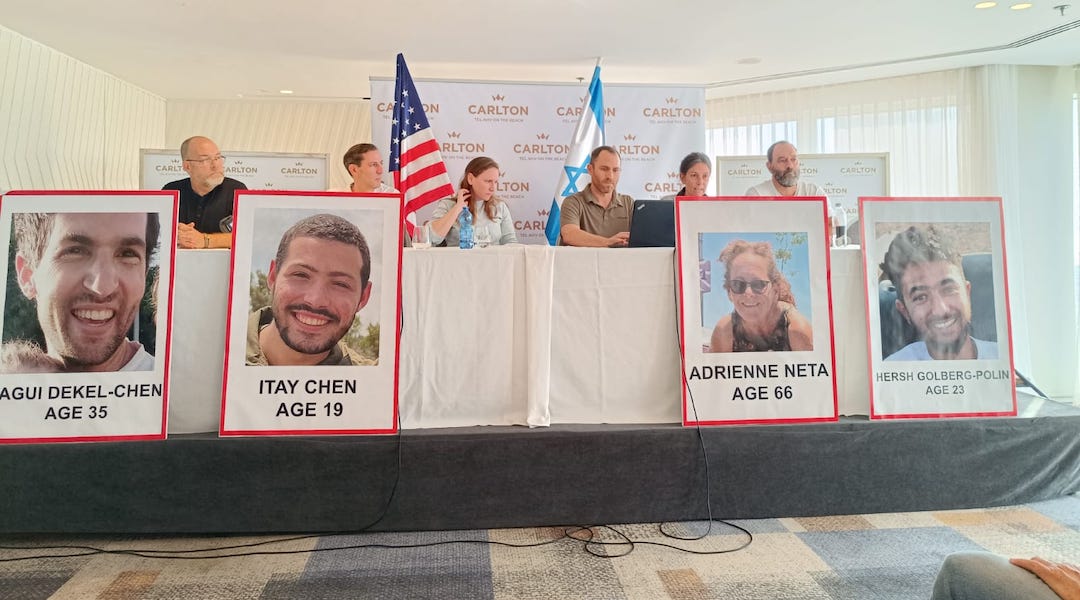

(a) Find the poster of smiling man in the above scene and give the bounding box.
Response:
[0,191,177,444]
[221,191,401,436]
[859,197,1015,419]
[676,197,837,426]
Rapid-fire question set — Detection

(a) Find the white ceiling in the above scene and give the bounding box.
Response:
[2,0,1078,100]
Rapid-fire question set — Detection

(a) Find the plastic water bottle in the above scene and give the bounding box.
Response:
[458,207,474,249]
[831,202,849,247]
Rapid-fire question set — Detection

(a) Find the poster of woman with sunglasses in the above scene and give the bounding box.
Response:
[701,234,815,353]
[675,197,836,426]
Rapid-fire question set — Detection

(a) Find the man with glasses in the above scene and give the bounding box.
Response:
[163,136,247,249]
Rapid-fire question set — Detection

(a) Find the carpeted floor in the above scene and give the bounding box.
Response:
[1,493,1077,599]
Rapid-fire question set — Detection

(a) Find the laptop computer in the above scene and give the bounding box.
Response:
[628,199,675,247]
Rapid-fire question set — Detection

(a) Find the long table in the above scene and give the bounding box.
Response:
[168,247,869,433]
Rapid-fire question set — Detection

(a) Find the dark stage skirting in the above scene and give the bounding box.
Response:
[2,401,1079,534]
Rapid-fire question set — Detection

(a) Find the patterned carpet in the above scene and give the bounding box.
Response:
[1,493,1077,599]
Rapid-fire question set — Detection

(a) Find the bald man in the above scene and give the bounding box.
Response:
[745,141,825,197]
[163,135,247,249]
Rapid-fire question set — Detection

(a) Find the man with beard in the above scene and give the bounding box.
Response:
[246,213,375,366]
[881,225,997,361]
[163,136,247,249]
[558,146,634,247]
[745,141,826,197]
[5,212,160,372]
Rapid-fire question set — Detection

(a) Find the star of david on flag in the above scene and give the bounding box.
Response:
[544,61,605,245]
[389,53,456,238]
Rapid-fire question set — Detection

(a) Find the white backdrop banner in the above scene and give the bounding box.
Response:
[370,78,706,244]
[140,150,329,192]
[717,153,889,224]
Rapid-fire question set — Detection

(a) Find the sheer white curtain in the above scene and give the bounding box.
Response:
[706,69,965,195]
[706,66,1079,398]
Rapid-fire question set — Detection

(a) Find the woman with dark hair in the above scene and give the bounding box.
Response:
[428,156,518,247]
[708,240,813,352]
[662,152,712,199]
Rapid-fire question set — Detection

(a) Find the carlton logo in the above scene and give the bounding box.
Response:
[617,134,660,156]
[556,99,616,118]
[726,163,761,176]
[375,101,440,114]
[513,133,568,155]
[644,171,681,193]
[226,163,258,174]
[281,164,319,176]
[642,97,703,118]
[468,94,529,116]
[841,161,876,175]
[495,171,530,193]
[155,163,186,173]
[801,167,818,176]
[441,132,485,154]
[823,184,849,195]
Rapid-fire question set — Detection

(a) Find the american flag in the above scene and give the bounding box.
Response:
[389,53,455,237]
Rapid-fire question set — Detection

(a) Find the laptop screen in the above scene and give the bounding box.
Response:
[628,199,675,247]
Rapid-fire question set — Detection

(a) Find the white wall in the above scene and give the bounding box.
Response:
[1013,67,1077,396]
[165,100,372,192]
[0,25,165,192]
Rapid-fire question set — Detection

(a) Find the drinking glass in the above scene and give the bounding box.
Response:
[412,223,432,249]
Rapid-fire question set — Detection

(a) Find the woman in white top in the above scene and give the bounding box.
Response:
[428,156,518,247]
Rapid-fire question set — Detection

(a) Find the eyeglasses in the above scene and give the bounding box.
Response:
[728,279,771,294]
[185,155,226,164]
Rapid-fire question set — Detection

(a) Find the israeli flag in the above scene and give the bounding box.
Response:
[544,63,605,246]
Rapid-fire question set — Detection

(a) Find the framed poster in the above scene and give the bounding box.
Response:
[0,191,177,443]
[220,191,402,436]
[676,197,837,425]
[859,197,1015,419]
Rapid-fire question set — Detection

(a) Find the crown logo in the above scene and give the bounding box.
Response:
[624,134,637,141]
[491,94,505,101]
[447,131,462,139]
[264,182,274,188]
[578,97,585,103]
[665,97,679,104]
[294,161,303,166]
[537,208,549,217]
[854,161,862,165]
[667,172,678,179]
[536,133,550,140]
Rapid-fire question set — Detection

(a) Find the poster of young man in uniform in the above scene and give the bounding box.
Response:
[0,191,177,443]
[859,197,1015,419]
[676,198,837,426]
[221,191,401,436]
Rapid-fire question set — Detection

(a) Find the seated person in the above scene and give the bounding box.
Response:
[164,136,246,249]
[662,152,712,200]
[334,143,397,193]
[931,552,1078,600]
[709,240,813,352]
[428,157,518,247]
[559,146,633,247]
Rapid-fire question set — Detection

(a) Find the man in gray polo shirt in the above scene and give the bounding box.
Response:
[558,146,634,247]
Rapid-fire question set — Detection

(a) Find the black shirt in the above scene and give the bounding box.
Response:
[163,177,247,233]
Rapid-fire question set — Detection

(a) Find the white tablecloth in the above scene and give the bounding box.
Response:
[168,247,870,433]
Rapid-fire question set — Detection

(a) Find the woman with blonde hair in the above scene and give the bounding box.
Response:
[709,240,813,352]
